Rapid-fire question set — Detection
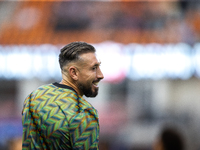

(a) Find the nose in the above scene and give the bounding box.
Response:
[97,67,104,80]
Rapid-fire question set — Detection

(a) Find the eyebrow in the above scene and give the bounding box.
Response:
[93,61,101,67]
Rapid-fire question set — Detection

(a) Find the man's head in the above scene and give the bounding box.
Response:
[59,41,104,97]
[154,127,184,150]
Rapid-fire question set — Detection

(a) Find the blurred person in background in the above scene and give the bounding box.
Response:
[22,41,104,149]
[153,126,185,150]
[7,138,22,150]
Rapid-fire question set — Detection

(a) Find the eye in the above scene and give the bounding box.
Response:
[92,66,97,71]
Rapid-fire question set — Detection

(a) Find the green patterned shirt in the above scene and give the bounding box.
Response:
[22,82,99,150]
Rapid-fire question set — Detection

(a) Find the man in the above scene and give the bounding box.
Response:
[22,41,104,150]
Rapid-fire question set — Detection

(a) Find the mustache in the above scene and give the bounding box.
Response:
[93,79,101,83]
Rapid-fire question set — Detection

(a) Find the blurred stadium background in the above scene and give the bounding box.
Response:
[1,1,200,150]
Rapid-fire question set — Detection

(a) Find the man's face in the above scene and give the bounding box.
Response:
[76,52,104,97]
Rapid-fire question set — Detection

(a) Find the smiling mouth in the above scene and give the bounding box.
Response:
[92,81,99,87]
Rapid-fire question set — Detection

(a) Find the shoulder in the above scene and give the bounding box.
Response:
[22,83,73,113]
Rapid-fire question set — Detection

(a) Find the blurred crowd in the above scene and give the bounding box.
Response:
[0,1,200,44]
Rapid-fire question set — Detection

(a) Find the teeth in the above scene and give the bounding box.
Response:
[93,82,99,86]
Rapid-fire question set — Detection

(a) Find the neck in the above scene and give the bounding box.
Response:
[60,78,82,96]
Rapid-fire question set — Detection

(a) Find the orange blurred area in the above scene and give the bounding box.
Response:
[0,1,199,45]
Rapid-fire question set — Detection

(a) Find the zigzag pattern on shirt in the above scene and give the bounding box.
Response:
[68,108,99,149]
[22,83,99,150]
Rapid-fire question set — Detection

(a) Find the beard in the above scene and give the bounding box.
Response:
[78,81,99,97]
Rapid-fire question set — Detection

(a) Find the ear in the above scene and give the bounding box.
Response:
[68,66,78,80]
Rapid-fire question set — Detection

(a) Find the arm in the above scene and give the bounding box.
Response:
[22,94,45,149]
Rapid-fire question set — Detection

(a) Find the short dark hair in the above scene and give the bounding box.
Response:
[161,127,184,150]
[59,41,96,70]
